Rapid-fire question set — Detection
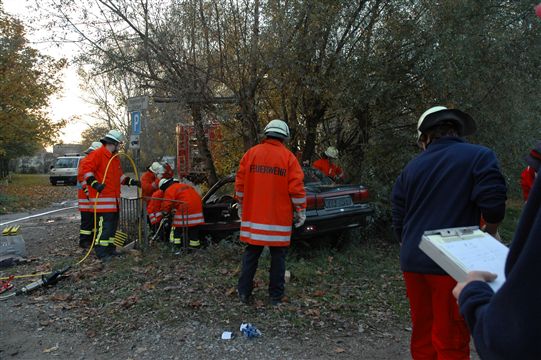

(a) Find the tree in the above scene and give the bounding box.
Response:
[0,6,65,176]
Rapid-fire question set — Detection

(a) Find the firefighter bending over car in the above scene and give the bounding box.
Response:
[312,146,344,182]
[159,178,204,254]
[80,129,141,261]
[77,141,102,249]
[141,162,164,203]
[235,119,306,306]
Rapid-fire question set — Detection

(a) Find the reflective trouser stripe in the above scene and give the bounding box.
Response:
[80,229,92,235]
[189,239,200,247]
[95,216,114,246]
[170,228,181,244]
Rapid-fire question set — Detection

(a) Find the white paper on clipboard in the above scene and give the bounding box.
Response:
[419,226,509,292]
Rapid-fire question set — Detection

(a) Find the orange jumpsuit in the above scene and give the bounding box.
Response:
[141,170,159,200]
[80,145,126,213]
[312,158,343,181]
[235,138,306,247]
[521,166,536,201]
[147,189,164,225]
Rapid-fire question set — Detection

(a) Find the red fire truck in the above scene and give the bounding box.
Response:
[176,122,221,181]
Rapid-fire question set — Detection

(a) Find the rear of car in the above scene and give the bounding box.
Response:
[49,155,83,185]
[293,167,373,238]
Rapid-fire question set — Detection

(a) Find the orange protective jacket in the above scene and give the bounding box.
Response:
[147,189,163,225]
[161,182,204,227]
[521,166,536,201]
[77,156,93,212]
[141,170,159,199]
[80,146,126,213]
[235,139,306,247]
[312,158,343,180]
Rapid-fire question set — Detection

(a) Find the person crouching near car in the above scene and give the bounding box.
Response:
[391,106,507,359]
[77,141,102,249]
[159,178,204,254]
[80,129,141,261]
[312,146,344,182]
[141,162,164,204]
[235,119,306,306]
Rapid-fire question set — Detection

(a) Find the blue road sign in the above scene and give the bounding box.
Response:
[131,111,141,135]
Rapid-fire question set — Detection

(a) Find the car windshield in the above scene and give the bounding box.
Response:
[206,182,235,203]
[55,158,79,169]
[302,166,334,186]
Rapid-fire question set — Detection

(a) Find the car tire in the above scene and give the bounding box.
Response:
[51,181,57,186]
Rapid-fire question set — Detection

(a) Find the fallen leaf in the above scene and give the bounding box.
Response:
[119,295,139,309]
[335,347,346,353]
[190,300,203,308]
[43,345,58,353]
[50,293,72,302]
[142,281,156,291]
[225,287,236,296]
[313,290,326,297]
[254,300,265,309]
[219,268,228,275]
[305,308,321,317]
[86,330,97,338]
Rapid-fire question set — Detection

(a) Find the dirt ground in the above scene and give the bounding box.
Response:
[0,186,478,360]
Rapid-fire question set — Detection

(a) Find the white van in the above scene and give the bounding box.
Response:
[49,154,84,186]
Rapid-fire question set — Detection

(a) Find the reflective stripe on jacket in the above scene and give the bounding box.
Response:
[161,182,204,227]
[235,138,306,247]
[147,189,163,225]
[77,156,93,212]
[79,146,124,213]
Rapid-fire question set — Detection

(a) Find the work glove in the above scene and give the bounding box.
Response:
[91,180,105,193]
[129,178,141,187]
[83,185,89,198]
[294,208,306,228]
[233,203,242,219]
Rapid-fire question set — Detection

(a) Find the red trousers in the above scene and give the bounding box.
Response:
[403,272,470,360]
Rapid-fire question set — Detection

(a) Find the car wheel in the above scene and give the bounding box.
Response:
[51,181,57,186]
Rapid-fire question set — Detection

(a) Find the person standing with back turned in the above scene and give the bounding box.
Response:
[391,106,507,359]
[235,119,306,305]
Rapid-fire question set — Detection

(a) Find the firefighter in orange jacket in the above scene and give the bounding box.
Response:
[521,142,541,201]
[235,119,306,305]
[77,141,102,249]
[312,146,344,182]
[80,129,141,260]
[141,162,164,201]
[159,178,204,254]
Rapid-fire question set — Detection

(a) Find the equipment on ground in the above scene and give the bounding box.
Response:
[15,265,71,295]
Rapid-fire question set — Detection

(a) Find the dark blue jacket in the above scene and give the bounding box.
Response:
[458,173,541,360]
[392,137,507,274]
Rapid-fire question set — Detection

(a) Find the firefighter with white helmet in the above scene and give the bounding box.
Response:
[80,129,141,260]
[77,141,103,248]
[159,177,204,254]
[312,146,344,182]
[392,106,506,358]
[235,119,306,305]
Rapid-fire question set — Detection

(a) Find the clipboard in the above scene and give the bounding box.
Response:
[419,226,508,292]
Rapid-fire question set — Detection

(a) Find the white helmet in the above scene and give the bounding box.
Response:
[84,141,103,154]
[417,106,447,142]
[149,162,164,175]
[264,119,290,139]
[159,178,173,190]
[101,129,125,145]
[417,106,476,142]
[324,146,339,159]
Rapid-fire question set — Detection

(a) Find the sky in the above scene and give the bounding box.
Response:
[4,0,97,145]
